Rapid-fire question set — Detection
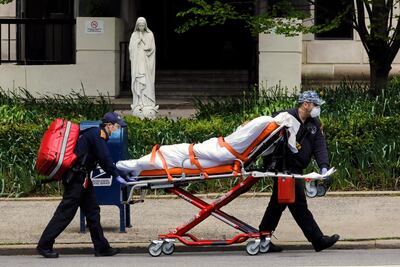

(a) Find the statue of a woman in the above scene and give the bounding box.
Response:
[129,17,158,118]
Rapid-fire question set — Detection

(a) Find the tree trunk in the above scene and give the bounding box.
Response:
[369,58,391,96]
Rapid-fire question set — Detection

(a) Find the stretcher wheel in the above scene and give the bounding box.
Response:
[259,238,270,253]
[305,182,318,198]
[246,240,260,256]
[162,242,175,255]
[317,184,327,197]
[148,242,163,257]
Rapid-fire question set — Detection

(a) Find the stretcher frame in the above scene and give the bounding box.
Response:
[123,124,332,256]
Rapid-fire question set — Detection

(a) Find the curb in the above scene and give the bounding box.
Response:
[2,239,400,256]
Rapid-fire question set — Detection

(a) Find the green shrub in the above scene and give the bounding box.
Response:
[0,124,42,196]
[1,81,400,196]
[195,86,297,120]
[0,89,111,197]
[0,88,112,122]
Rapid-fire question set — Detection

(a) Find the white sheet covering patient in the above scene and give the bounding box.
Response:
[116,112,300,176]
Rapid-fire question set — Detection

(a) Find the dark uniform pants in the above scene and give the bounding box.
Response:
[38,176,110,252]
[259,178,323,243]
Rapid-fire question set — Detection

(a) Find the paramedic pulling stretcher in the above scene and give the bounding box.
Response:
[35,112,127,258]
[117,112,335,256]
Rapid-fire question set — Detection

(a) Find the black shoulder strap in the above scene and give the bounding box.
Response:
[297,126,309,145]
[74,128,93,165]
[79,127,92,136]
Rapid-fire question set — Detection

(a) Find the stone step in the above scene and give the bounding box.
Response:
[119,90,245,98]
[156,82,248,91]
[155,91,245,97]
[155,69,249,75]
[157,88,247,94]
[156,75,248,82]
[121,69,250,100]
[111,97,195,110]
[111,93,247,110]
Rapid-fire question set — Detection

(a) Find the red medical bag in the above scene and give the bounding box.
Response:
[277,177,295,204]
[35,118,80,180]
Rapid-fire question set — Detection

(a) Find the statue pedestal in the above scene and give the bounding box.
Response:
[131,105,159,119]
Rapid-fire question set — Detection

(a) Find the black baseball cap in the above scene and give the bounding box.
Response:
[102,112,127,127]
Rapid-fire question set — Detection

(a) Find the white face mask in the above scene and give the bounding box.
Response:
[310,106,321,118]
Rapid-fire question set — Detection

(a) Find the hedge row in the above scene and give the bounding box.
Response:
[1,111,399,196]
[0,84,399,196]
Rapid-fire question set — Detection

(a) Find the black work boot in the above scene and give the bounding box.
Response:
[313,234,340,252]
[268,242,283,253]
[36,246,59,258]
[94,247,121,257]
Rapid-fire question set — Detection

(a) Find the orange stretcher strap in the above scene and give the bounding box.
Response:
[242,122,279,156]
[233,161,241,176]
[139,165,234,177]
[150,144,160,164]
[156,150,173,182]
[218,137,248,162]
[189,144,209,178]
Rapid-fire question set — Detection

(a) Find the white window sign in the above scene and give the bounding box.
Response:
[85,20,104,34]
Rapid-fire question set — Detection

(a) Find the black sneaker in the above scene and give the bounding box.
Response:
[94,247,121,257]
[36,246,59,258]
[268,242,283,253]
[313,234,340,252]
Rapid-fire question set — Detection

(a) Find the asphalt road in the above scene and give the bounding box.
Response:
[1,249,400,267]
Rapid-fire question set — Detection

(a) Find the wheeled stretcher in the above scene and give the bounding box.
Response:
[120,114,335,256]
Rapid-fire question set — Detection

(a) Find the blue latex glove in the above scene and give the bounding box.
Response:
[320,168,332,185]
[118,168,132,177]
[115,176,127,187]
[126,177,137,183]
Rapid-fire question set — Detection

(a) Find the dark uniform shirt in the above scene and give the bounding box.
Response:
[287,108,329,172]
[273,108,329,173]
[74,126,120,177]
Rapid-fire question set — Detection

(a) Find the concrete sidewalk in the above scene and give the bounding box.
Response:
[1,191,400,255]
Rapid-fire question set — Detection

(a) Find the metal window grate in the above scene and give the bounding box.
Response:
[0,18,76,65]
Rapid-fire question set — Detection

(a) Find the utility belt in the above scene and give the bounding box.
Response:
[63,153,93,188]
[63,165,87,184]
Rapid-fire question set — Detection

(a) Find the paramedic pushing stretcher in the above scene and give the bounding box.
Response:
[37,112,128,258]
[259,91,340,252]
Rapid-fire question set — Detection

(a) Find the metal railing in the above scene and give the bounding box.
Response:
[120,41,130,92]
[0,18,76,65]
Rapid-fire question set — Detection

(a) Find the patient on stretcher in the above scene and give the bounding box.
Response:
[116,112,300,177]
